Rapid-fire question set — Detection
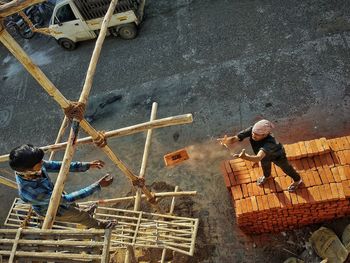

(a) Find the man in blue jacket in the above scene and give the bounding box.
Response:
[9,144,115,228]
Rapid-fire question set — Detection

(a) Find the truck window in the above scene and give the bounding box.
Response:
[55,4,76,24]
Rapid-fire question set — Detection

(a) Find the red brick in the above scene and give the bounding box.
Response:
[271,193,281,208]
[289,191,299,205]
[307,157,317,170]
[330,183,339,199]
[245,197,253,213]
[338,166,350,180]
[325,153,335,167]
[309,140,319,155]
[285,144,295,159]
[331,151,341,166]
[337,151,347,165]
[256,195,264,211]
[268,178,277,193]
[343,150,350,165]
[293,143,302,158]
[306,170,316,186]
[277,192,287,207]
[324,184,333,201]
[266,194,276,209]
[234,200,242,215]
[320,137,331,153]
[251,196,259,211]
[304,140,314,157]
[318,167,329,184]
[331,167,342,182]
[228,172,237,186]
[315,139,325,154]
[295,189,306,204]
[247,183,254,196]
[341,180,350,198]
[312,170,322,185]
[274,177,283,192]
[307,187,317,203]
[301,158,310,171]
[300,172,309,187]
[261,195,270,210]
[240,199,248,214]
[271,164,278,178]
[323,166,335,183]
[241,184,249,198]
[313,156,322,168]
[309,186,321,202]
[328,139,340,151]
[293,159,304,172]
[298,141,308,158]
[318,185,327,201]
[336,183,346,200]
[231,185,243,200]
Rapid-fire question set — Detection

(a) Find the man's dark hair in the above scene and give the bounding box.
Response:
[9,144,44,172]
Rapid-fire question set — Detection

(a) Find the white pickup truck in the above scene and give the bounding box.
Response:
[49,0,145,50]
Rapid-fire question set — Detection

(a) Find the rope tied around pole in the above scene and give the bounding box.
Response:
[132,177,145,188]
[63,101,86,121]
[93,130,107,147]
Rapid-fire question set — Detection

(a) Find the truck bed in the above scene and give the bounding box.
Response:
[73,0,142,21]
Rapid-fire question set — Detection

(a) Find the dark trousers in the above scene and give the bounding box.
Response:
[261,156,301,182]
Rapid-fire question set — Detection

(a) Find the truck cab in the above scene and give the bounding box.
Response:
[49,0,145,50]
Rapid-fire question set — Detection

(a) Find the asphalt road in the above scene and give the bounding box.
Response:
[1,0,350,262]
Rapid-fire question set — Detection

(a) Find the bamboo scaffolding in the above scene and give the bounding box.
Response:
[0,114,193,163]
[41,0,121,229]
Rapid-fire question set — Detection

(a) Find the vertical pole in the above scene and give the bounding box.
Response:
[125,102,158,263]
[160,186,179,263]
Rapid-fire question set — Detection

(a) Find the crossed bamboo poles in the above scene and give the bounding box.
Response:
[0,0,193,233]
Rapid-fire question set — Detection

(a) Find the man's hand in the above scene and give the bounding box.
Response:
[217,135,237,147]
[98,174,113,187]
[89,160,105,169]
[232,149,246,159]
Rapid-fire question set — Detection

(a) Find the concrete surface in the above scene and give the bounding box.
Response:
[0,0,350,262]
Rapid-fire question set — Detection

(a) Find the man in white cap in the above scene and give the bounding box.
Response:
[219,119,302,192]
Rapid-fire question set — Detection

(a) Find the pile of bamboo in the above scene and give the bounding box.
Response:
[0,228,111,262]
[221,135,350,234]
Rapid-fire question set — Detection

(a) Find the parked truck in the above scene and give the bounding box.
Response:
[49,0,145,50]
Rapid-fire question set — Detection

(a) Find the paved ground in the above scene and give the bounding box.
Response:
[1,0,350,262]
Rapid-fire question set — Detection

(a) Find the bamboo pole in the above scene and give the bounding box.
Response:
[0,114,192,162]
[101,229,112,263]
[9,227,21,263]
[134,102,158,210]
[125,102,158,263]
[41,0,120,229]
[0,114,193,163]
[78,190,197,205]
[49,116,69,161]
[0,175,17,189]
[161,185,179,263]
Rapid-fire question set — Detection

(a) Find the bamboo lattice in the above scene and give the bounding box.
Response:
[4,198,199,256]
[0,228,111,262]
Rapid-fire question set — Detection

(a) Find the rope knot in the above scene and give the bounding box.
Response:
[93,131,107,148]
[63,101,86,121]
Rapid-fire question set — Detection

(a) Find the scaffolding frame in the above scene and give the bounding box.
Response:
[0,0,197,261]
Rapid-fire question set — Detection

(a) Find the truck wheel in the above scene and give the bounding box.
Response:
[119,23,137,40]
[58,38,76,51]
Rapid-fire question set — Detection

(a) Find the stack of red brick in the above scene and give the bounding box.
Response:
[220,136,350,234]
